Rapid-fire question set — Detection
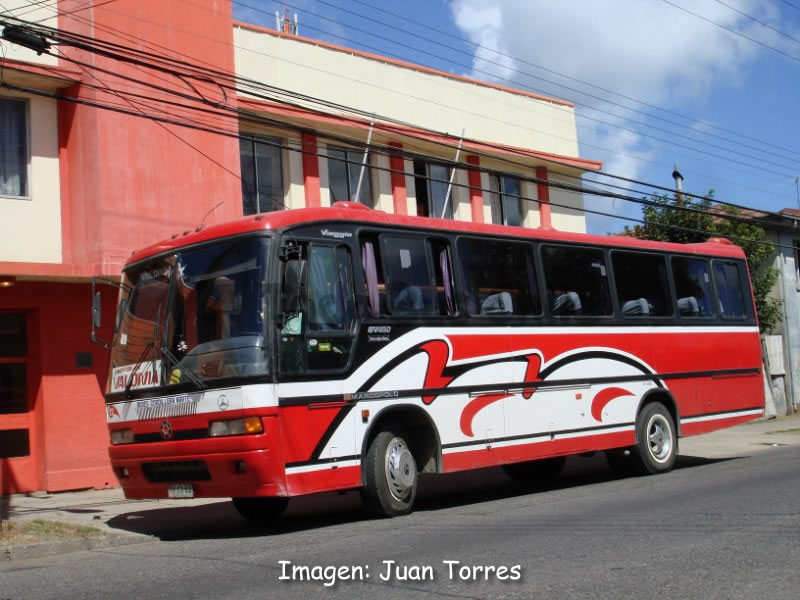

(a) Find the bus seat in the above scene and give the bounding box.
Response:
[481,292,513,315]
[622,298,650,316]
[677,296,700,316]
[552,291,581,315]
[393,285,423,313]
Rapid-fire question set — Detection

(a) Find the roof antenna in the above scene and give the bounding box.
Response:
[196,201,224,231]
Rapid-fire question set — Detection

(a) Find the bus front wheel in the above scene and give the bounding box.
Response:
[231,496,289,522]
[631,402,677,475]
[361,427,417,517]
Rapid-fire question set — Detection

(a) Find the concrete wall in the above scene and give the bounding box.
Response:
[233,25,580,159]
[0,282,116,494]
[775,231,800,412]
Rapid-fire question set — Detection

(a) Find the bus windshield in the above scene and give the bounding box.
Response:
[107,237,270,394]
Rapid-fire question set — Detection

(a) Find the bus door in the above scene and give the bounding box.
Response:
[277,239,358,464]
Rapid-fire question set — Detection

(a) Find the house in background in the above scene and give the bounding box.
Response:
[0,0,600,494]
[750,208,800,416]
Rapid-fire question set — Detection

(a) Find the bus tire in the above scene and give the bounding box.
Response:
[361,427,417,517]
[631,402,677,475]
[231,497,289,522]
[502,456,566,483]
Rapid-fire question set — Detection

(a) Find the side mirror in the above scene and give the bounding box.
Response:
[92,291,102,329]
[91,277,126,349]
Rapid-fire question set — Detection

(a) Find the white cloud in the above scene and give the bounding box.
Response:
[449,0,791,230]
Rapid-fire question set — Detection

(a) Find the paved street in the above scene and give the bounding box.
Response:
[2,421,799,600]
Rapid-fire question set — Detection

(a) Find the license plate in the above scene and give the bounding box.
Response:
[168,484,195,499]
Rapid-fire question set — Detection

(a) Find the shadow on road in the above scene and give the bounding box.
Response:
[104,452,741,541]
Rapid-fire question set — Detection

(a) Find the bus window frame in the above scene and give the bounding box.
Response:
[276,235,359,379]
[610,249,676,320]
[669,254,717,322]
[710,258,750,322]
[539,242,616,321]
[454,234,543,321]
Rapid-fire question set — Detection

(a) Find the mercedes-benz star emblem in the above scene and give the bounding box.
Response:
[217,395,229,410]
[160,420,173,440]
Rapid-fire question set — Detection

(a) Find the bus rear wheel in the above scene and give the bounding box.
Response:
[631,402,677,475]
[231,497,289,522]
[502,456,566,483]
[361,427,417,517]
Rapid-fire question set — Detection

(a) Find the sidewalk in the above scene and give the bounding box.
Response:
[2,412,799,560]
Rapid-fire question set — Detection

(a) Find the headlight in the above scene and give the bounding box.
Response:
[208,417,263,437]
[110,429,134,445]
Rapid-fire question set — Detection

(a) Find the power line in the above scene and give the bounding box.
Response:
[3,13,797,227]
[4,74,792,253]
[330,0,800,159]
[12,2,798,204]
[224,0,800,178]
[658,0,800,63]
[710,0,800,46]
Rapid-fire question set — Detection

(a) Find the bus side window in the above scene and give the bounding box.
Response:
[672,257,715,318]
[380,236,436,315]
[430,239,457,316]
[361,236,386,316]
[542,245,612,317]
[305,244,356,371]
[457,238,540,317]
[611,251,673,317]
[713,261,746,319]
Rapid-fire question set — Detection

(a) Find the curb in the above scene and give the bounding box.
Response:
[1,531,154,561]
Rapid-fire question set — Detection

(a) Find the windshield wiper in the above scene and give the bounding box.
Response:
[124,340,155,398]
[160,345,207,390]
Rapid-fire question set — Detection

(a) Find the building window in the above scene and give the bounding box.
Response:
[489,174,522,226]
[413,160,451,219]
[239,135,283,215]
[327,146,373,207]
[0,98,28,198]
[0,313,29,459]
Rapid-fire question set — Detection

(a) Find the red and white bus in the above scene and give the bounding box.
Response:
[95,202,764,519]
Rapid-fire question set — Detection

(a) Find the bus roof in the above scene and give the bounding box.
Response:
[126,202,747,267]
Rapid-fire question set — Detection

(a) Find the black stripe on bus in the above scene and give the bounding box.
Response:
[441,421,636,450]
[285,405,763,471]
[306,404,356,464]
[285,454,361,470]
[277,366,761,407]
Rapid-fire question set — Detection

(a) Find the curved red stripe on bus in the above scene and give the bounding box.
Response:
[461,393,512,437]
[522,354,542,399]
[591,387,635,422]
[420,340,454,405]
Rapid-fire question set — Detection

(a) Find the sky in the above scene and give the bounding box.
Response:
[233,0,800,234]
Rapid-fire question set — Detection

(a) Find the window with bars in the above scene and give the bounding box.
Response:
[239,135,284,215]
[413,160,451,219]
[327,146,373,207]
[488,174,522,226]
[0,97,28,198]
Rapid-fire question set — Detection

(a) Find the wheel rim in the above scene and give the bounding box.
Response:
[384,437,416,501]
[646,413,673,463]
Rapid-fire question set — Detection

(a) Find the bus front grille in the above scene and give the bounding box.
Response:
[142,460,211,483]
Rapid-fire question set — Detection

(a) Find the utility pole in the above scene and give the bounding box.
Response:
[795,176,799,211]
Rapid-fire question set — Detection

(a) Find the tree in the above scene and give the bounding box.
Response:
[625,192,781,334]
